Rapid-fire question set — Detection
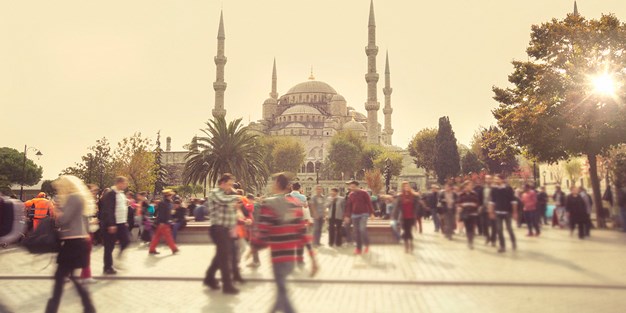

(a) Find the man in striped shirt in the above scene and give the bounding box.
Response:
[253,173,318,313]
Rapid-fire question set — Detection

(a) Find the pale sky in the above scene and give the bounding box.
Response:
[2,0,625,180]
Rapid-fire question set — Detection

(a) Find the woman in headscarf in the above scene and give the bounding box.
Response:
[46,175,96,313]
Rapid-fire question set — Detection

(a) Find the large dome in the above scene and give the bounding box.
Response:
[285,80,337,95]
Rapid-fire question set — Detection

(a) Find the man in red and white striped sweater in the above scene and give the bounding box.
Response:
[253,173,318,313]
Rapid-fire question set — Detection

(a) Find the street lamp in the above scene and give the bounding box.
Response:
[20,145,42,201]
[202,161,209,198]
[384,157,392,194]
[542,170,547,186]
[315,163,321,185]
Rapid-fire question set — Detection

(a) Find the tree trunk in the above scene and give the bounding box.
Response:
[587,153,606,228]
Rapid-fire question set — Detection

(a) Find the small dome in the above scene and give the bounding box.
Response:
[285,122,306,128]
[264,98,278,105]
[343,119,366,132]
[285,80,337,95]
[331,94,346,102]
[282,105,322,115]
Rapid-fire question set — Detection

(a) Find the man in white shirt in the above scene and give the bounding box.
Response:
[100,176,131,275]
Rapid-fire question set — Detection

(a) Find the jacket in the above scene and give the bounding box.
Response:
[392,193,424,219]
[56,194,89,239]
[344,189,374,217]
[98,189,119,228]
[326,196,346,220]
[24,197,52,220]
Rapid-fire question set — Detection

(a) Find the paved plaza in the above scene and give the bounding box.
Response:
[1,221,626,313]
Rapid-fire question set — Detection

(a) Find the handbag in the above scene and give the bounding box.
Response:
[21,216,60,254]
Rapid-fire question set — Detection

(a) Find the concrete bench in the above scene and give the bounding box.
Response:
[176,220,397,244]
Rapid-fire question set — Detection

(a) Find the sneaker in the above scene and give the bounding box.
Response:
[103,268,117,275]
[81,278,98,284]
[203,279,220,290]
[354,248,362,255]
[246,262,261,268]
[222,287,240,295]
[149,251,160,255]
[172,249,180,255]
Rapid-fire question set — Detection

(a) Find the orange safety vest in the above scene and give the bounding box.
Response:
[24,198,52,219]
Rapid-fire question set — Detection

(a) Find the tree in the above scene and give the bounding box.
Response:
[183,117,268,193]
[610,151,626,188]
[40,179,56,197]
[153,131,169,195]
[564,159,583,186]
[434,117,460,184]
[408,128,437,180]
[361,144,385,171]
[0,147,43,191]
[478,126,519,175]
[492,12,626,227]
[326,131,365,179]
[461,151,484,175]
[373,150,404,177]
[113,133,157,193]
[259,137,305,174]
[60,138,115,188]
[365,168,383,195]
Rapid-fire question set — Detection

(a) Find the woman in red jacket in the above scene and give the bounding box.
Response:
[393,182,425,253]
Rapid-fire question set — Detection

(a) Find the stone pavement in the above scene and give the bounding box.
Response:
[1,220,626,313]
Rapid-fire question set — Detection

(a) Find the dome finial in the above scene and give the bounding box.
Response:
[309,66,315,80]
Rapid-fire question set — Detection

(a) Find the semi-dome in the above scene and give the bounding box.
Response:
[343,119,366,132]
[264,97,278,105]
[331,94,346,101]
[285,122,306,128]
[282,104,322,115]
[285,80,337,95]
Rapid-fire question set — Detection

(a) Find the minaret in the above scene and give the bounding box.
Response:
[364,0,380,144]
[212,11,227,119]
[573,1,579,15]
[382,51,393,145]
[270,58,278,100]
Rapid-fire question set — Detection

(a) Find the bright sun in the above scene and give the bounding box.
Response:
[592,73,618,96]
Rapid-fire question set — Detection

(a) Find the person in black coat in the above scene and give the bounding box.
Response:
[537,186,549,225]
[565,187,589,239]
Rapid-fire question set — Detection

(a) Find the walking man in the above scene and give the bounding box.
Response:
[552,185,566,228]
[537,186,549,225]
[203,173,240,295]
[344,180,375,255]
[439,183,457,240]
[327,188,345,247]
[253,173,318,313]
[100,176,131,274]
[310,186,326,246]
[489,175,518,253]
[425,185,441,232]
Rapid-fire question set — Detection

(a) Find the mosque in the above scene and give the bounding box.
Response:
[164,1,425,191]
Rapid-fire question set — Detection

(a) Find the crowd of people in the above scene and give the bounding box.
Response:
[1,170,625,313]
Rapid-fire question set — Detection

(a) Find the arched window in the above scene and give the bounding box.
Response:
[301,164,306,173]
[306,162,315,173]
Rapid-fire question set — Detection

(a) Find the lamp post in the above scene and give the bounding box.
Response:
[315,164,321,185]
[384,157,392,194]
[202,161,209,198]
[20,145,43,201]
[542,170,547,186]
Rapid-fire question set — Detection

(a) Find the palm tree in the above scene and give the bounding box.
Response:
[183,117,269,193]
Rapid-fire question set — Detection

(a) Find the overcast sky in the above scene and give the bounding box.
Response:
[2,0,625,180]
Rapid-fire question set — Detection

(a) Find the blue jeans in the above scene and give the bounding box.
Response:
[313,218,324,245]
[620,207,626,232]
[172,222,182,241]
[524,211,540,235]
[351,213,370,250]
[272,262,295,313]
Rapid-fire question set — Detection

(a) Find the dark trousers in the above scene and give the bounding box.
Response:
[103,223,130,271]
[571,221,586,239]
[47,265,95,313]
[328,219,343,247]
[463,215,478,245]
[433,212,441,232]
[402,218,415,241]
[271,262,296,313]
[496,214,516,249]
[485,216,497,243]
[231,238,242,279]
[524,211,541,235]
[538,204,548,224]
[205,225,234,288]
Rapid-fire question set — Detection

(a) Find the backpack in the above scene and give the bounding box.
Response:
[21,216,60,254]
